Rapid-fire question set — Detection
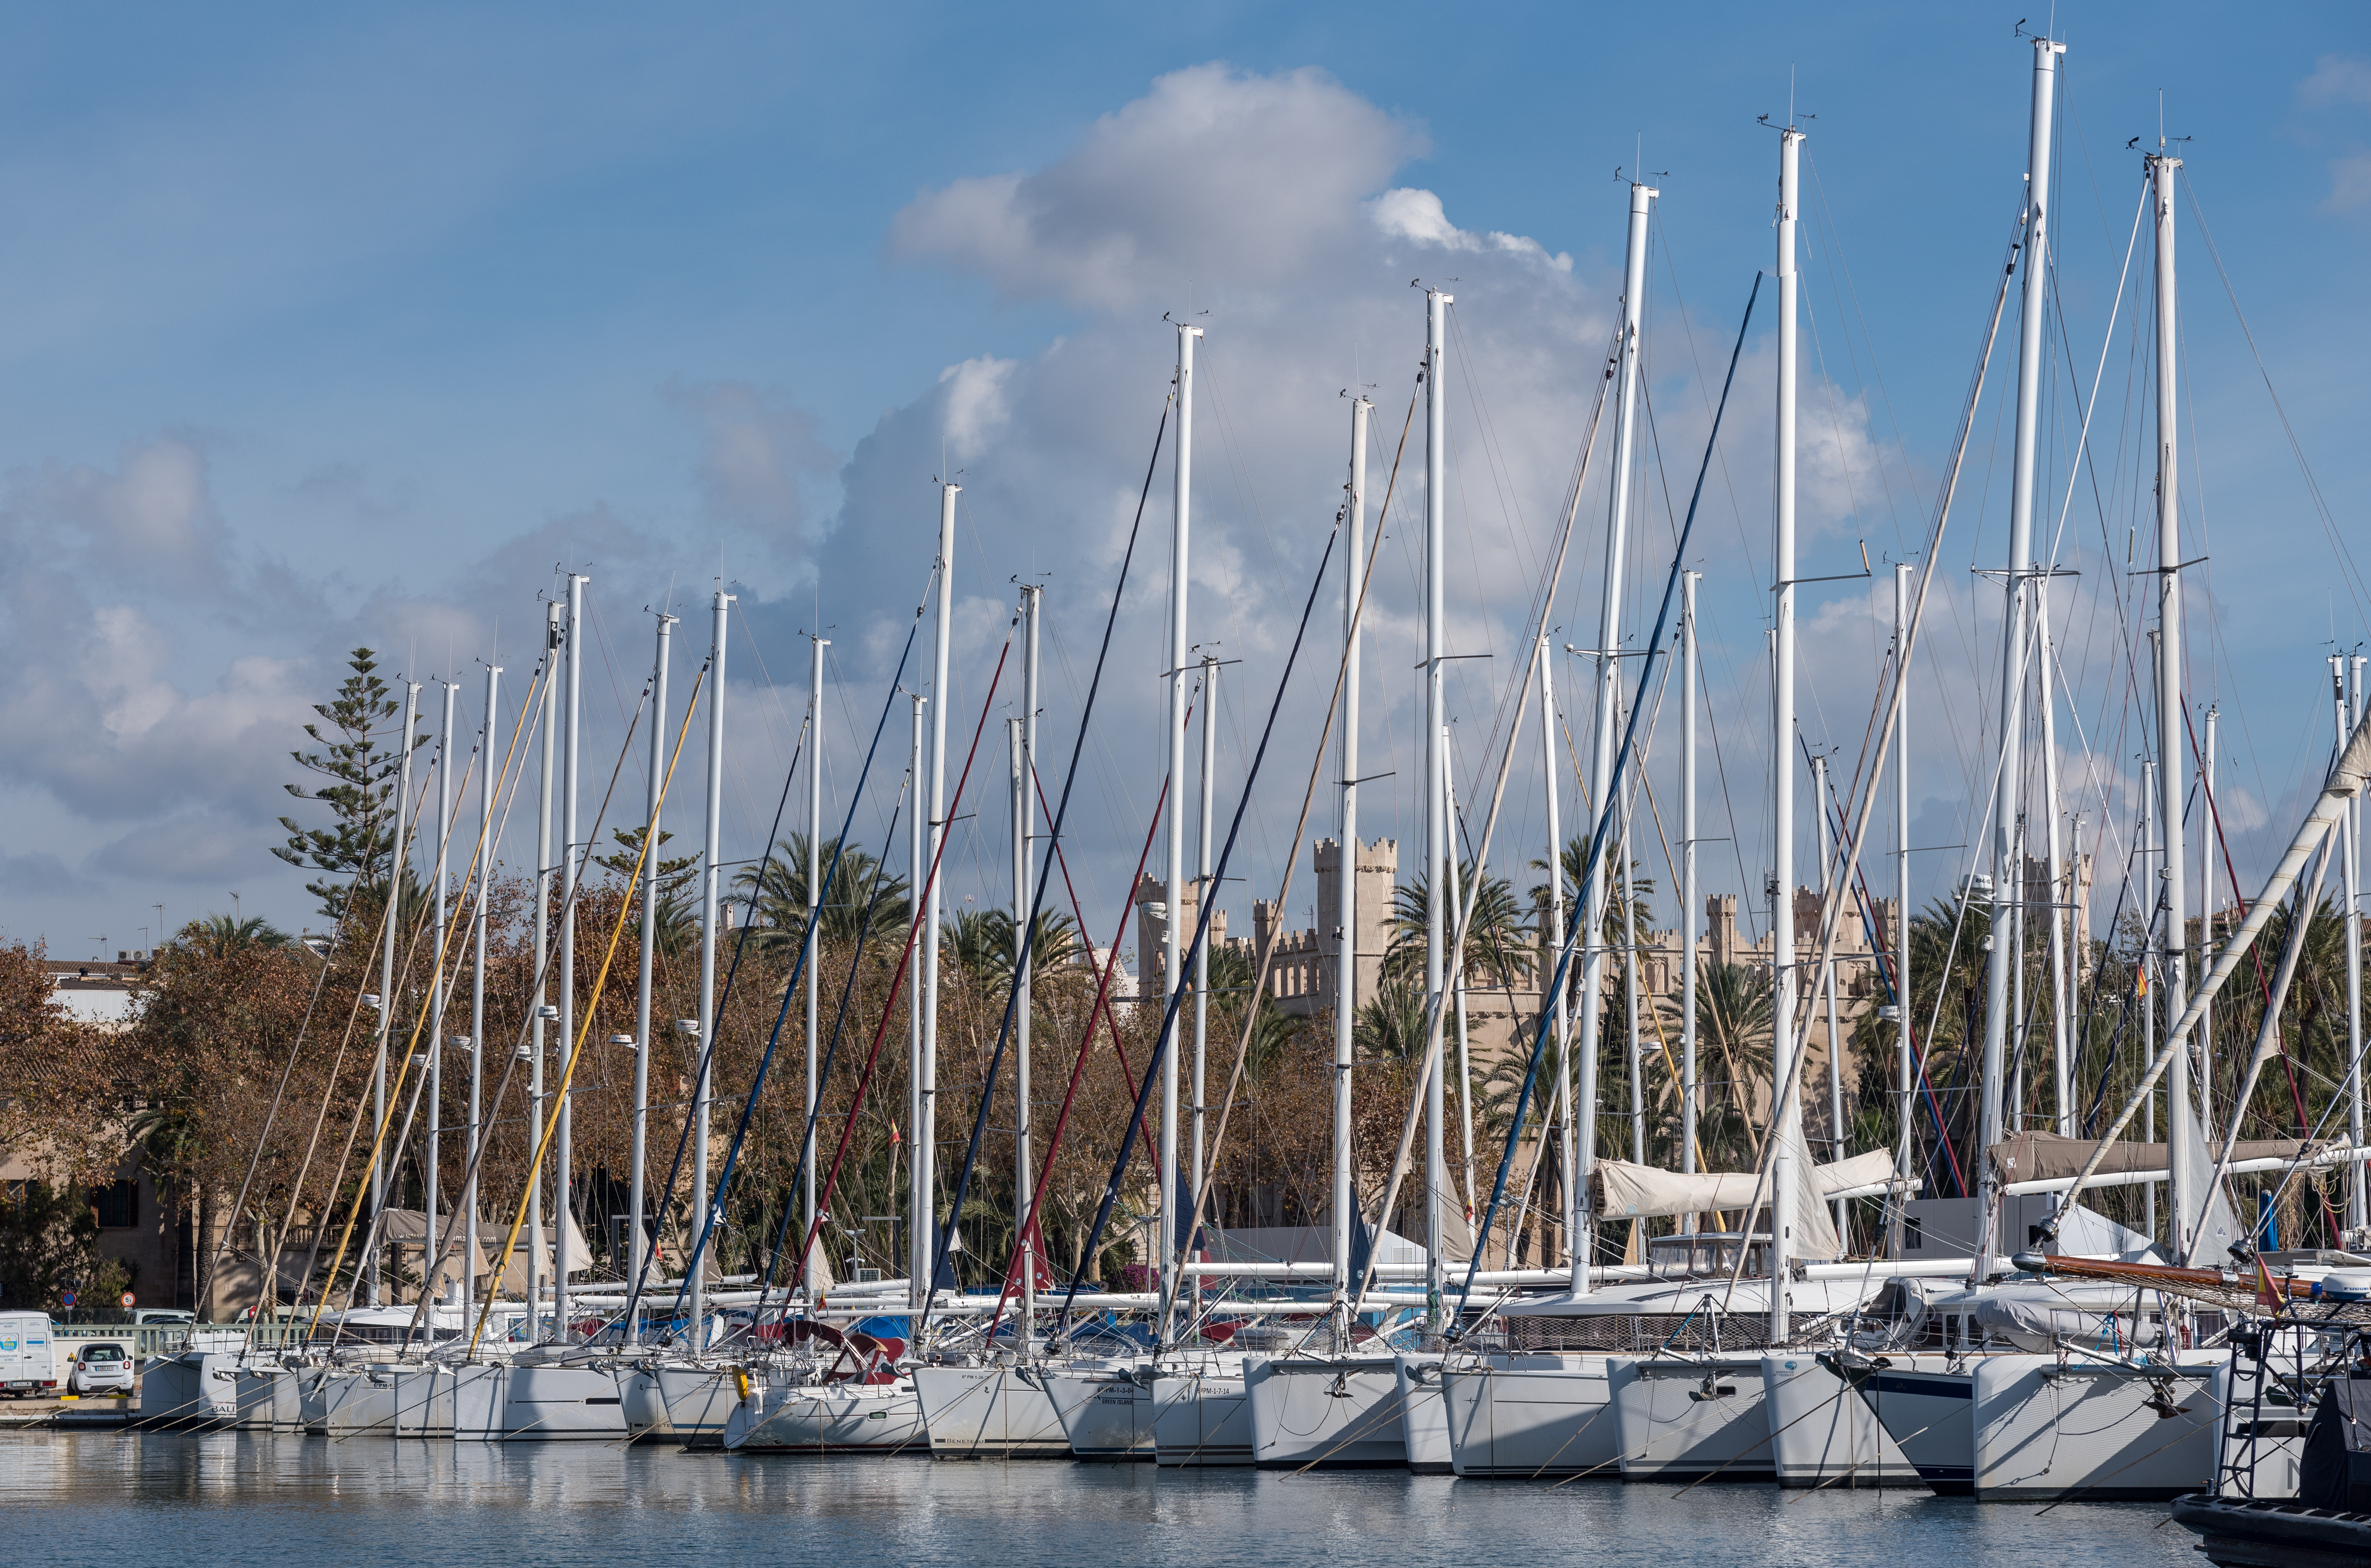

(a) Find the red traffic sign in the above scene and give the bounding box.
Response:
[60,1292,74,1307]
[119,1293,135,1309]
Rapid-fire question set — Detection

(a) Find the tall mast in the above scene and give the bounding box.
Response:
[468,661,498,1314]
[1975,35,2061,1268]
[428,679,455,1299]
[805,632,827,1283]
[1017,584,1041,1340]
[1815,751,1844,1240]
[556,572,587,1335]
[2041,581,2071,1134]
[1892,564,1914,1239]
[2141,755,2158,1242]
[530,605,560,1332]
[2348,656,2367,1234]
[2200,703,2217,1097]
[2148,142,2195,1256]
[1424,284,1450,1332]
[1161,322,1198,1346]
[1576,180,1652,1299]
[1678,576,1698,1198]
[1193,654,1217,1273]
[1621,747,1644,1172]
[1445,735,1478,1231]
[1332,394,1369,1337]
[917,483,957,1306]
[904,696,927,1307]
[371,679,419,1309]
[1771,119,1802,1341]
[692,592,729,1336]
[627,612,674,1344]
[1543,637,1575,1252]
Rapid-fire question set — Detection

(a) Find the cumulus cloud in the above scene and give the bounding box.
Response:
[2299,55,2371,214]
[665,378,836,532]
[890,64,1420,310]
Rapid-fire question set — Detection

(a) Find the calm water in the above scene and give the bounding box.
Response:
[0,1432,2196,1567]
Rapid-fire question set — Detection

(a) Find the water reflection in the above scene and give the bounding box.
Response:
[0,1432,2192,1567]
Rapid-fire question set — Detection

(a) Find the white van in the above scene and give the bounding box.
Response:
[0,1312,58,1396]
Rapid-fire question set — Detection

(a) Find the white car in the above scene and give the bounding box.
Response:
[66,1343,133,1396]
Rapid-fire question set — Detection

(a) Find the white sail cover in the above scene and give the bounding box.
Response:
[1592,1149,1896,1229]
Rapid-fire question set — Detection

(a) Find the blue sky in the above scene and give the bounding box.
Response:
[0,1,2363,960]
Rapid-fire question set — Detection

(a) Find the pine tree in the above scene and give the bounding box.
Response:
[272,648,420,923]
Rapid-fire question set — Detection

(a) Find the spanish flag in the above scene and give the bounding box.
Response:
[2256,1256,2285,1311]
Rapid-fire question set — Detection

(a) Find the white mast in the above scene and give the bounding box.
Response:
[691,593,728,1336]
[1678,576,1698,1200]
[917,482,957,1306]
[530,605,560,1332]
[906,694,926,1309]
[1975,36,2061,1270]
[906,697,924,1309]
[1892,565,1914,1217]
[2148,143,2196,1257]
[1621,747,1644,1173]
[1194,654,1218,1265]
[1161,322,1199,1345]
[428,678,455,1296]
[2198,701,2216,1103]
[1576,180,1652,1299]
[1424,284,1450,1332]
[371,681,418,1308]
[2041,580,2071,1135]
[627,612,674,1343]
[1815,751,1844,1241]
[467,661,498,1314]
[1772,119,1802,1341]
[805,632,826,1281]
[2141,755,2159,1242]
[1017,583,1041,1340]
[555,572,587,1335]
[1543,638,1575,1251]
[1332,394,1369,1337]
[1445,733,1478,1231]
[2348,656,2367,1234]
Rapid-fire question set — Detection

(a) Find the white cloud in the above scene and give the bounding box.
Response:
[1368,187,1573,270]
[2326,149,2371,214]
[665,378,836,531]
[2301,55,2371,108]
[890,64,1420,311]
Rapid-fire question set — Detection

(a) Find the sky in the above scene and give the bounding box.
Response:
[1,0,2364,968]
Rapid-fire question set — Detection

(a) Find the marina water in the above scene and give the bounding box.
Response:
[2,1431,2193,1566]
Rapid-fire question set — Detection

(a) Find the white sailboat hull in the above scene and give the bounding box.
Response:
[1043,1371,1153,1460]
[502,1364,628,1441]
[1845,1351,2228,1498]
[1441,1354,1616,1478]
[725,1380,927,1453]
[619,1364,740,1444]
[1393,1354,1449,1473]
[1608,1354,1777,1481]
[1152,1371,1251,1466]
[1761,1352,1917,1488]
[1244,1355,1405,1469]
[911,1365,1070,1458]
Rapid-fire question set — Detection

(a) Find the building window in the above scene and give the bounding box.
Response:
[91,1180,137,1229]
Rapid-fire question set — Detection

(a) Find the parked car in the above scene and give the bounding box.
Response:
[66,1343,133,1396]
[131,1309,193,1326]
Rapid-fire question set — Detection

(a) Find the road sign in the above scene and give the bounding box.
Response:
[119,1293,135,1309]
[61,1292,74,1308]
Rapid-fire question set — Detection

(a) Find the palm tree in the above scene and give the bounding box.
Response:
[1384,864,1534,987]
[194,914,292,956]
[942,907,1081,988]
[732,834,911,951]
[1353,974,1431,1062]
